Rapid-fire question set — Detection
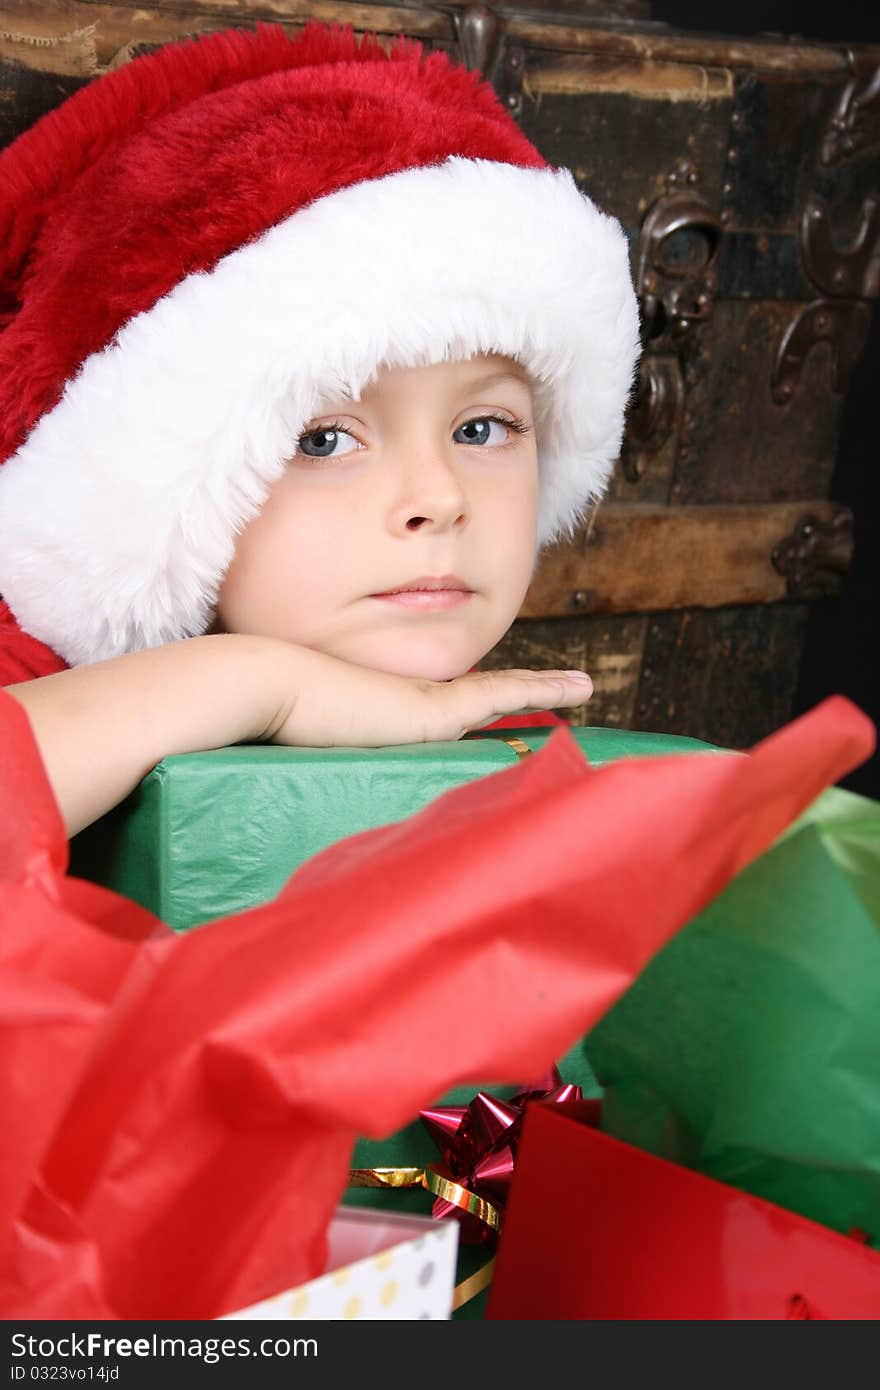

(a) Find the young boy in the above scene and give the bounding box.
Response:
[0,20,640,840]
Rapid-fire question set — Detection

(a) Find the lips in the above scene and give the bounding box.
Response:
[372,573,472,596]
[369,574,474,611]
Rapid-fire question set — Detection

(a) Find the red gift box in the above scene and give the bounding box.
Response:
[487,1102,880,1320]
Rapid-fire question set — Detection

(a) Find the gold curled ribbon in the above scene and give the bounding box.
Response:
[347,1165,501,1232]
[451,1256,496,1312]
[347,1164,501,1312]
[347,1167,425,1189]
[422,1163,502,1233]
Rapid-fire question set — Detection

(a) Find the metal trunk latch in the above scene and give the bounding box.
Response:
[452,5,525,119]
[771,509,854,599]
[624,163,721,476]
[773,53,879,405]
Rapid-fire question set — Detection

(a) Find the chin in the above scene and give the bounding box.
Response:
[350,635,485,683]
[374,653,472,682]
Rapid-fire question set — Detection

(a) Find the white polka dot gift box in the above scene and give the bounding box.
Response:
[221,1207,459,1321]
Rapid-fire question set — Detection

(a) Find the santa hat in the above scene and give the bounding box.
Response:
[0,20,640,670]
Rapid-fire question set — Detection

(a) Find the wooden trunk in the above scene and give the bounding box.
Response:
[2,0,877,748]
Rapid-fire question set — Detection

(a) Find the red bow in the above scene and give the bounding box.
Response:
[420,1068,588,1242]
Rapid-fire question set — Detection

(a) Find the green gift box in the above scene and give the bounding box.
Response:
[68,724,719,931]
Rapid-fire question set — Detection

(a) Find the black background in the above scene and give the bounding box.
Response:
[649,2,879,798]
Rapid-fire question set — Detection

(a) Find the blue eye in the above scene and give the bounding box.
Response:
[296,412,530,459]
[450,417,511,444]
[296,423,360,458]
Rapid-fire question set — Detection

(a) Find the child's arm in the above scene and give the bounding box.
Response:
[5,633,591,838]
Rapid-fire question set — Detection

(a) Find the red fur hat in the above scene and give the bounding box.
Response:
[0,19,639,669]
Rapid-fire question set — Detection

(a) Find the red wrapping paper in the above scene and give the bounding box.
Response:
[0,688,874,1318]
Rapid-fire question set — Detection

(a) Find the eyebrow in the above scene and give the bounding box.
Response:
[464,367,533,393]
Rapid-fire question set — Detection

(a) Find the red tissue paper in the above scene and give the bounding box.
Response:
[0,687,874,1319]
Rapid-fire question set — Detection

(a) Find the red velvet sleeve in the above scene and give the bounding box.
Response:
[0,600,69,685]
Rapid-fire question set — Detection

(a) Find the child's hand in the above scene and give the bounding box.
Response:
[5,636,592,838]
[261,647,592,747]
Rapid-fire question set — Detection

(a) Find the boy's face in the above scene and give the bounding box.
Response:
[210,353,539,680]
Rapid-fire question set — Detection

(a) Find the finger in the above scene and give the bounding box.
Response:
[468,667,588,682]
[491,669,593,702]
[461,669,592,728]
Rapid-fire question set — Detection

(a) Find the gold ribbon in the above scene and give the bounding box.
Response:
[422,1163,501,1233]
[348,1167,424,1189]
[348,1165,501,1232]
[451,1256,496,1311]
[500,736,533,759]
[347,1164,501,1311]
[460,733,534,759]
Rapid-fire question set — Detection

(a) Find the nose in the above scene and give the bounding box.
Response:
[387,441,470,536]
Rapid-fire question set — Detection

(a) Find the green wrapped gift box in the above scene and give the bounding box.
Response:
[68,725,720,930]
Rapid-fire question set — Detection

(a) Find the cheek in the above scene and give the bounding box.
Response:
[486,464,539,567]
[222,480,354,622]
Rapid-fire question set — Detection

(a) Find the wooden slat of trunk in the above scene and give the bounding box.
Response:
[670,304,845,506]
[522,501,848,617]
[522,52,734,102]
[633,602,811,747]
[0,2,853,78]
[479,612,649,731]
